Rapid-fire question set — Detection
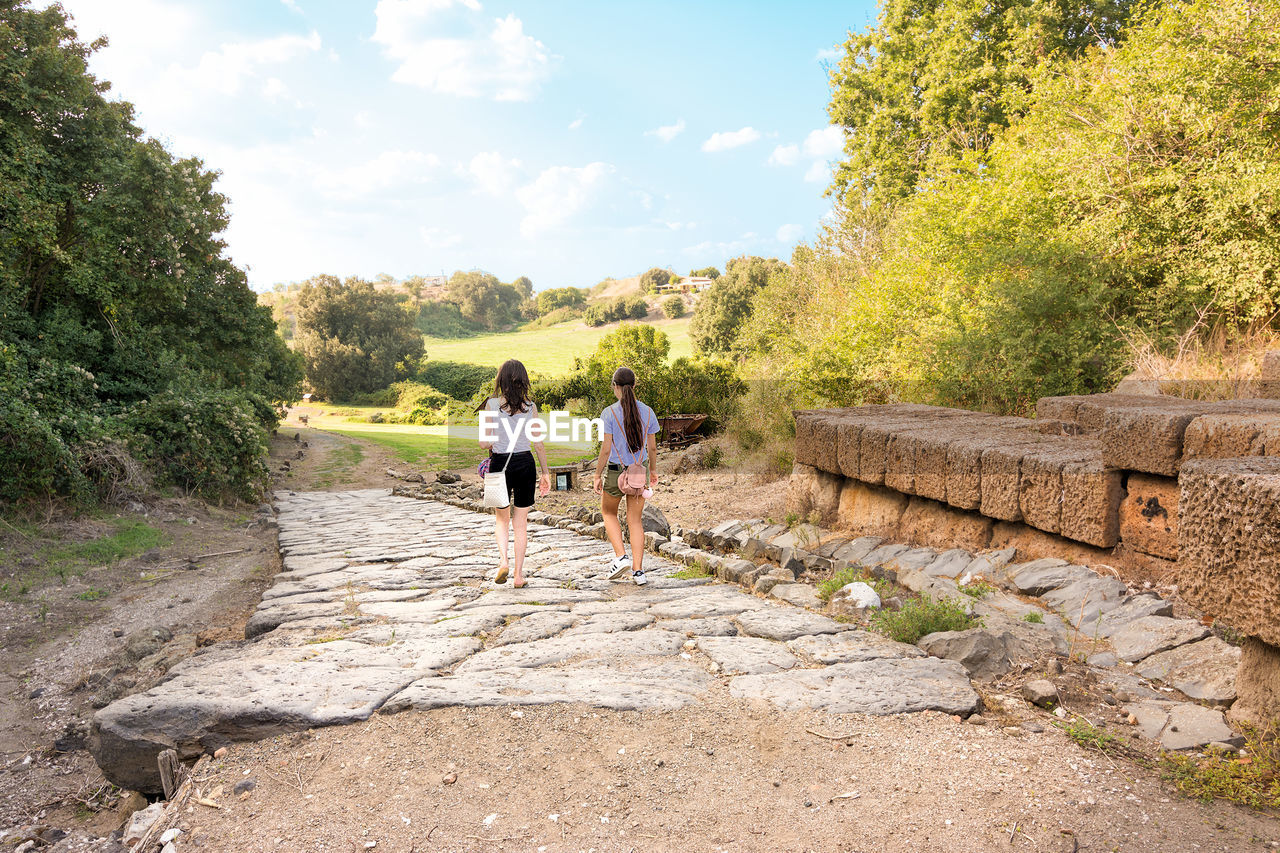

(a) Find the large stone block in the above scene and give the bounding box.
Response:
[1018,440,1097,535]
[1183,413,1280,460]
[1178,457,1280,647]
[836,479,909,537]
[810,416,843,475]
[945,434,1011,511]
[1074,394,1181,433]
[897,497,994,551]
[988,521,1116,568]
[1230,637,1280,726]
[785,463,842,525]
[979,435,1057,522]
[1101,403,1203,476]
[912,419,1023,504]
[836,419,863,479]
[1119,473,1179,560]
[1036,395,1084,424]
[1061,455,1123,548]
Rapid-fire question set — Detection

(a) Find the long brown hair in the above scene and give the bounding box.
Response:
[485,359,532,415]
[612,367,643,454]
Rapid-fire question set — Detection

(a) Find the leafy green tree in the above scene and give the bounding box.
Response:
[690,256,788,356]
[295,276,424,400]
[662,295,686,318]
[0,1,301,502]
[445,271,524,329]
[640,267,672,293]
[535,287,586,316]
[690,267,721,280]
[512,275,534,299]
[826,0,1133,219]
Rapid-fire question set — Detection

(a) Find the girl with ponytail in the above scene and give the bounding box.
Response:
[593,366,660,585]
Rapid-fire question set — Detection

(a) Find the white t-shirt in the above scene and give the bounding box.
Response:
[484,397,538,454]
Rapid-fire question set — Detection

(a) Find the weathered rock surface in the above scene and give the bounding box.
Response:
[1110,617,1210,663]
[1125,700,1238,750]
[917,629,1015,682]
[1021,679,1059,708]
[768,583,823,610]
[828,581,881,615]
[1134,637,1240,706]
[787,631,924,664]
[696,636,799,674]
[729,658,981,716]
[734,608,848,642]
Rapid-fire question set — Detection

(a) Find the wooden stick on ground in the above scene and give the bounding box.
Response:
[133,753,210,852]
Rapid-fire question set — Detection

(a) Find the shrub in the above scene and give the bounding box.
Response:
[417,361,496,400]
[870,595,974,644]
[817,567,892,603]
[662,295,686,318]
[122,389,271,502]
[703,445,723,469]
[416,300,481,338]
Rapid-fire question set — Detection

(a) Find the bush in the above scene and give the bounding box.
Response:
[122,389,271,502]
[662,296,686,319]
[870,595,975,644]
[416,300,481,338]
[417,361,496,400]
[817,567,892,603]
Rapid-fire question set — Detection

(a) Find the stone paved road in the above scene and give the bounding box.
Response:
[91,489,978,791]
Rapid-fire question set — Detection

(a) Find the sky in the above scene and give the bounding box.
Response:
[54,0,879,292]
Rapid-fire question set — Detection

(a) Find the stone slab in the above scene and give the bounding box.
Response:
[1093,595,1175,639]
[1110,616,1210,663]
[456,629,684,673]
[787,631,924,664]
[657,617,738,637]
[735,608,848,642]
[1125,700,1237,751]
[1134,637,1241,706]
[696,636,799,674]
[647,587,771,619]
[1102,403,1202,476]
[729,658,981,716]
[768,583,823,610]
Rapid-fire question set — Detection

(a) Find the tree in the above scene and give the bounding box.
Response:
[295,276,424,400]
[662,295,686,318]
[826,0,1134,220]
[690,256,788,356]
[446,271,524,329]
[512,276,534,299]
[640,267,672,293]
[535,287,586,316]
[690,267,721,280]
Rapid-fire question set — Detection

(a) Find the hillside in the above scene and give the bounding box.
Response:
[424,315,694,376]
[588,273,644,302]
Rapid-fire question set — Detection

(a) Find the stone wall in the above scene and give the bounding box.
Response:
[789,394,1280,723]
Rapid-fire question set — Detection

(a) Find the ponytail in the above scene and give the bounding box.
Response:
[611,367,643,454]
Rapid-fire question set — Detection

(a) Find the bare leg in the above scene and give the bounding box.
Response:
[601,492,625,558]
[494,506,510,571]
[512,505,530,585]
[626,495,646,574]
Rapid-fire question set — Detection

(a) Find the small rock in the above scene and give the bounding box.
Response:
[1053,706,1068,719]
[1022,679,1059,708]
[1207,741,1239,754]
[968,714,987,726]
[829,581,881,613]
[113,629,124,638]
[803,799,813,807]
[442,772,457,785]
[213,747,228,759]
[160,827,181,843]
[1021,721,1045,733]
[1047,659,1063,675]
[1115,690,1132,703]
[1002,726,1025,737]
[233,779,256,795]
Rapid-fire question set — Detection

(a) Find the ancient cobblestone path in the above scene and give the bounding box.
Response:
[91,489,978,791]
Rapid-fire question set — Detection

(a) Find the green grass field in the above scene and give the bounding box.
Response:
[304,408,595,469]
[424,317,693,376]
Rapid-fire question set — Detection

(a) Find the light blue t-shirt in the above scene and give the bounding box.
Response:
[602,401,660,464]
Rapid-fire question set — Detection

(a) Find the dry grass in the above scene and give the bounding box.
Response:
[1120,311,1280,401]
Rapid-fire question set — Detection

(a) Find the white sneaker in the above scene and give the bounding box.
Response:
[632,570,648,586]
[606,554,632,580]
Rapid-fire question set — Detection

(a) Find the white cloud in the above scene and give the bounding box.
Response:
[318,150,441,196]
[776,223,804,243]
[466,151,524,197]
[420,226,463,249]
[646,119,686,143]
[515,162,614,237]
[187,31,322,96]
[701,127,761,153]
[262,77,290,101]
[815,47,842,62]
[282,0,303,13]
[682,233,759,257]
[568,116,584,130]
[804,160,831,183]
[372,1,553,101]
[802,126,844,159]
[768,144,800,167]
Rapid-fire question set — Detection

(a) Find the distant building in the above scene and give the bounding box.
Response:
[657,276,714,295]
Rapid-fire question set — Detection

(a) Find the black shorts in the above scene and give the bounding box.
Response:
[490,450,536,509]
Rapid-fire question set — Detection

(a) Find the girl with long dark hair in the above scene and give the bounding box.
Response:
[592,366,660,585]
[479,359,550,588]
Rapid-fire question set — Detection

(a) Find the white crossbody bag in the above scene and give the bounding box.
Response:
[483,447,515,509]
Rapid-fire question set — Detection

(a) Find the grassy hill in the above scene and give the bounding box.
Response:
[425,316,693,376]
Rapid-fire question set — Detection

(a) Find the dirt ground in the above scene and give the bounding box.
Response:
[3,421,1279,851]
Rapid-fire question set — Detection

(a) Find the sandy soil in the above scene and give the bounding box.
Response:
[169,697,1278,853]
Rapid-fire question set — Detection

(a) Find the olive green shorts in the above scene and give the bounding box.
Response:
[603,464,649,498]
